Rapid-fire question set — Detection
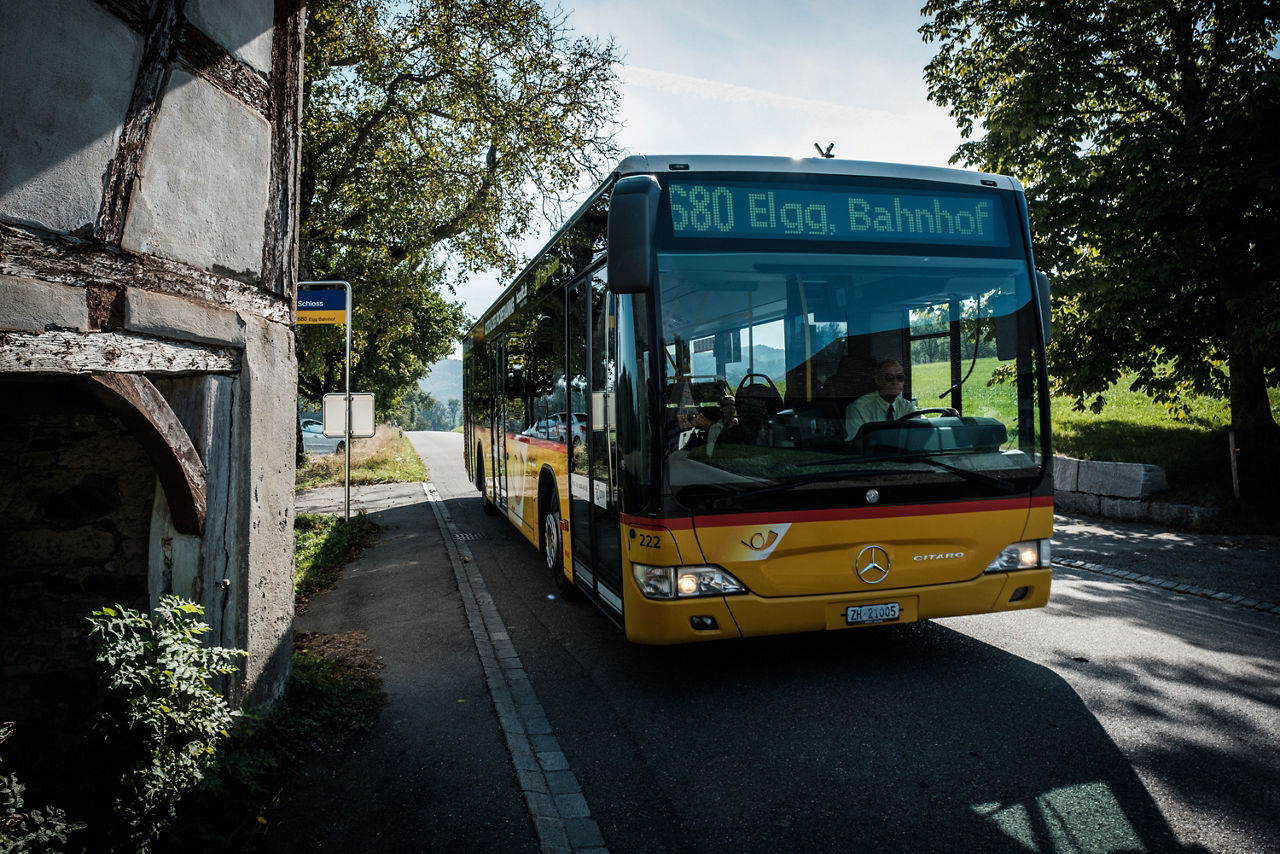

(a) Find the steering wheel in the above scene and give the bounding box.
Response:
[893,407,958,422]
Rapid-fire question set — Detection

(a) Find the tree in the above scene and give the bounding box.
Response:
[299,0,622,414]
[921,0,1280,495]
[391,387,433,430]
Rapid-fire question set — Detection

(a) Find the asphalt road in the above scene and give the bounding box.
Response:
[272,431,1280,853]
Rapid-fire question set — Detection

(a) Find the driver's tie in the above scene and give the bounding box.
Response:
[886,404,894,421]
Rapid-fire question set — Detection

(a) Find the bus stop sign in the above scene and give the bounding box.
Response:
[322,393,375,438]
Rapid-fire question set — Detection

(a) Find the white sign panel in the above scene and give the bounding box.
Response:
[322,393,376,438]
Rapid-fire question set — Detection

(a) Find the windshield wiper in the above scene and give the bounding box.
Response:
[910,454,1017,492]
[798,451,1018,493]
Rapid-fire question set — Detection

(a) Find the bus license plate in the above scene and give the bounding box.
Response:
[845,603,900,625]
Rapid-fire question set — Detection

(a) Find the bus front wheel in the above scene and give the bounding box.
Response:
[541,491,579,600]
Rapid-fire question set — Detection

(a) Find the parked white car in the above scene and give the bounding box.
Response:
[521,411,586,446]
[301,419,345,455]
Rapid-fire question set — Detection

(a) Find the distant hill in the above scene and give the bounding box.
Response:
[419,358,463,403]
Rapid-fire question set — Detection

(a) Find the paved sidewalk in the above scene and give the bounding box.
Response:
[267,483,539,852]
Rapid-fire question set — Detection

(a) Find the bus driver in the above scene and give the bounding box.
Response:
[844,359,915,441]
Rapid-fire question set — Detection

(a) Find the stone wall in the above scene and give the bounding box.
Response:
[0,381,156,722]
[1054,454,1221,529]
[0,0,304,720]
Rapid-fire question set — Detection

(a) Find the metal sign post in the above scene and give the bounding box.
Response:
[298,280,354,520]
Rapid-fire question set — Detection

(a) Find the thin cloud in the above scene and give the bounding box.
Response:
[622,65,900,125]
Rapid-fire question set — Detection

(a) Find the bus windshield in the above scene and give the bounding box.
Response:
[657,243,1048,513]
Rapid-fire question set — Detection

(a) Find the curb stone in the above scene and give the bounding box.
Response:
[1052,558,1280,616]
[424,482,609,854]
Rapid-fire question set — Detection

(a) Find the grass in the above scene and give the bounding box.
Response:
[1051,385,1231,501]
[293,512,380,604]
[1051,380,1280,533]
[295,424,427,490]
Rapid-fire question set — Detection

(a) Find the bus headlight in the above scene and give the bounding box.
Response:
[984,540,1051,573]
[632,564,748,599]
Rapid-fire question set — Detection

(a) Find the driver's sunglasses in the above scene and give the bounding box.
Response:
[880,373,906,382]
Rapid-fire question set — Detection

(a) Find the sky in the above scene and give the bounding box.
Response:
[447,0,966,357]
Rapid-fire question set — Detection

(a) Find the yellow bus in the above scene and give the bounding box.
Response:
[463,155,1053,643]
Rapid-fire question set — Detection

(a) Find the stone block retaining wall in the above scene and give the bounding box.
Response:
[1054,455,1220,529]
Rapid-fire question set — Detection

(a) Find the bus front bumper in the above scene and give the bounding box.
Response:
[623,567,1052,645]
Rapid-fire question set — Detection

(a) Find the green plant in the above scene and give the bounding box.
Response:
[86,596,247,851]
[1,724,84,853]
[161,637,385,852]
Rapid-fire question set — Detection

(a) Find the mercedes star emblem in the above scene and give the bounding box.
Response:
[855,545,891,584]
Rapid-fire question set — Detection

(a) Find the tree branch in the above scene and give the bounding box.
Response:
[426,144,500,244]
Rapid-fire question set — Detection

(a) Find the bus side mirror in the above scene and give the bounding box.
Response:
[1036,271,1052,344]
[607,175,661,294]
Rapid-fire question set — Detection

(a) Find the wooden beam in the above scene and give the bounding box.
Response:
[82,373,208,536]
[0,330,239,375]
[261,0,306,298]
[0,223,290,324]
[95,0,182,244]
[177,20,271,119]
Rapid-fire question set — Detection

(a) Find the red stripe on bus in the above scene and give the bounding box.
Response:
[622,495,1039,531]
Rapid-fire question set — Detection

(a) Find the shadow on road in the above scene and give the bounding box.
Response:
[449,490,1210,854]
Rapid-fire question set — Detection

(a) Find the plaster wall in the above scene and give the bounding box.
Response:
[120,70,271,279]
[0,276,89,332]
[238,313,298,704]
[125,288,246,348]
[186,0,276,75]
[0,1,141,234]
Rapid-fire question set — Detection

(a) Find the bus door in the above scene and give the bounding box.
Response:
[492,335,508,510]
[567,276,624,617]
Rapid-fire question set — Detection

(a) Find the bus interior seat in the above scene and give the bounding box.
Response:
[690,378,731,406]
[734,373,784,441]
[823,353,877,401]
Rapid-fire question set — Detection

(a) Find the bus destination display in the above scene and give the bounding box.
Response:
[666,180,1008,247]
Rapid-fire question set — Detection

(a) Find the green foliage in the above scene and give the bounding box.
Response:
[920,1,1280,461]
[85,597,247,851]
[391,387,461,431]
[294,512,381,603]
[160,645,385,852]
[298,0,622,410]
[1,724,84,853]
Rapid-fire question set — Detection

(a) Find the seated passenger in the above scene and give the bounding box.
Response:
[706,395,742,456]
[844,360,915,441]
